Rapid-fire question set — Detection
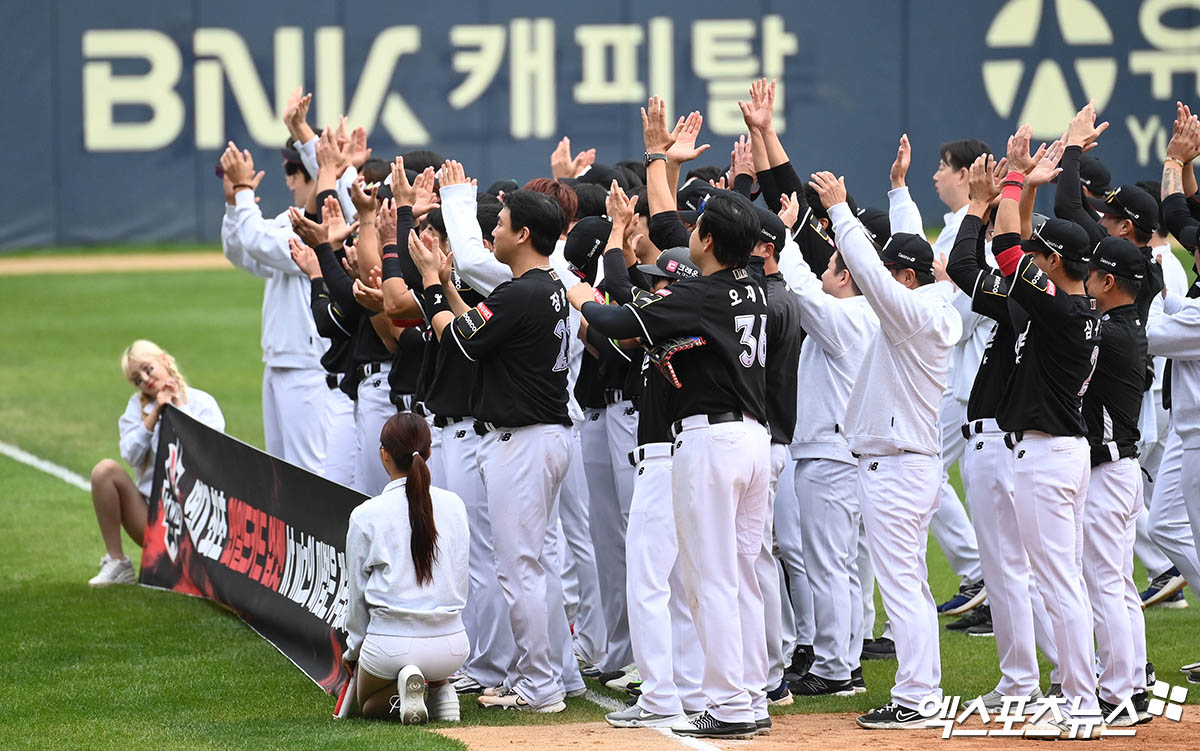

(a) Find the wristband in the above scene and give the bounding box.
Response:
[422,283,451,317]
[1004,171,1026,186]
[1001,184,1023,202]
[233,184,253,192]
[381,245,404,281]
[1166,157,1186,168]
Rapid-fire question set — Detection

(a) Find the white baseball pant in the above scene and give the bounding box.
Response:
[556,422,607,666]
[262,365,328,474]
[795,456,863,682]
[541,496,587,696]
[321,386,356,487]
[1148,423,1200,589]
[1011,433,1098,716]
[353,367,396,496]
[933,394,984,585]
[858,520,876,641]
[478,423,571,708]
[426,410,446,490]
[961,422,1046,696]
[1134,390,1173,579]
[444,421,514,689]
[1084,458,1147,704]
[672,416,771,724]
[775,452,816,649]
[626,444,705,716]
[859,452,942,710]
[582,408,633,672]
[759,444,788,697]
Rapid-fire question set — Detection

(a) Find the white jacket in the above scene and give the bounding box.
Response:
[777,241,879,465]
[830,202,962,456]
[343,478,470,660]
[119,388,225,497]
[221,191,326,369]
[1148,293,1200,449]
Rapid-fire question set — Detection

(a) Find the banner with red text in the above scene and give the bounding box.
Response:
[139,405,366,695]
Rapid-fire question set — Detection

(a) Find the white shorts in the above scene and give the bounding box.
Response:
[357,630,470,682]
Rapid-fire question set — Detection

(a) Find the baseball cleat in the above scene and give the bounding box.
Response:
[938,579,986,615]
[605,705,683,728]
[392,665,428,725]
[946,604,991,631]
[452,675,486,694]
[754,716,772,735]
[855,702,933,729]
[861,637,896,660]
[975,687,1043,712]
[851,666,867,693]
[1141,567,1186,608]
[604,667,641,691]
[790,673,856,697]
[476,687,565,712]
[671,711,758,739]
[767,678,793,706]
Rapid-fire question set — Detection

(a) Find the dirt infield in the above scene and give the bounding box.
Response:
[0,251,228,275]
[435,712,1200,750]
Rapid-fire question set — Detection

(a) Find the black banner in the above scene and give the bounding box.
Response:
[139,405,366,695]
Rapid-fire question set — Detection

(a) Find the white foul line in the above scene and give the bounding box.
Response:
[581,690,721,751]
[0,441,90,492]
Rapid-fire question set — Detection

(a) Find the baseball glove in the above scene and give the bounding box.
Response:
[646,335,706,388]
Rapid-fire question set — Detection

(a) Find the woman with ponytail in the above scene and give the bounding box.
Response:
[342,412,469,724]
[88,340,224,587]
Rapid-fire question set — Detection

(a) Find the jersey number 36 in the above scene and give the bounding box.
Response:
[734,314,768,368]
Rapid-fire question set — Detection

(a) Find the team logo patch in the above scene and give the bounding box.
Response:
[869,462,879,471]
[477,303,493,320]
[1017,449,1026,459]
[624,407,636,416]
[655,289,672,297]
[982,273,1006,297]
[500,432,512,442]
[592,288,608,305]
[455,430,467,439]
[666,259,679,272]
[454,305,491,340]
[1021,262,1056,296]
[975,442,984,451]
[637,467,644,476]
[675,440,683,449]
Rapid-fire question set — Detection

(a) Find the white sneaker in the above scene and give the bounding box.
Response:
[477,687,566,713]
[427,682,460,722]
[605,667,642,691]
[88,555,135,587]
[976,687,1043,712]
[605,704,685,728]
[390,665,428,725]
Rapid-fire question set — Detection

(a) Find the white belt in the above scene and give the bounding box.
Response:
[961,418,1001,437]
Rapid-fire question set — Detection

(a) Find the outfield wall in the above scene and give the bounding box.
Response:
[1,0,1197,249]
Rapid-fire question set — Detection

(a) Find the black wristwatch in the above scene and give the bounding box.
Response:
[643,152,667,168]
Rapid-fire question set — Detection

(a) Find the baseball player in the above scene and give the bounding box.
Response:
[807,171,961,729]
[990,125,1103,737]
[569,187,771,740]
[219,143,329,475]
[411,182,575,713]
[591,192,705,728]
[775,199,879,698]
[1082,237,1156,724]
[943,153,1059,710]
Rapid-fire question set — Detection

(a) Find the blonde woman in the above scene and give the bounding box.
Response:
[88,340,225,587]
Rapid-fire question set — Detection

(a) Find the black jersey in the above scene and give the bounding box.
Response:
[446,267,571,427]
[946,223,1019,421]
[574,354,606,410]
[1083,304,1146,465]
[624,267,769,425]
[996,254,1101,436]
[388,326,425,403]
[635,348,674,445]
[415,270,485,419]
[765,272,802,444]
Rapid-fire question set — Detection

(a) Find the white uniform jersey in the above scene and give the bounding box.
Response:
[1148,293,1200,449]
[119,388,225,497]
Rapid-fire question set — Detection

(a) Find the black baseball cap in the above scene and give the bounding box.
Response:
[1090,236,1145,281]
[1026,216,1093,262]
[752,204,787,249]
[1079,156,1112,195]
[677,180,714,212]
[677,209,700,225]
[564,216,612,283]
[485,179,519,197]
[879,233,934,276]
[856,207,890,248]
[281,142,304,166]
[1087,184,1159,235]
[637,247,700,280]
[577,163,630,190]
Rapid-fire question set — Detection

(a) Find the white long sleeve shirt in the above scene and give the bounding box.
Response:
[830,202,962,456]
[440,183,584,422]
[778,244,879,465]
[343,478,470,660]
[119,388,225,497]
[221,191,326,369]
[1148,292,1200,449]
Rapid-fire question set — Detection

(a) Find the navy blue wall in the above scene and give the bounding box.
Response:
[2,0,1197,249]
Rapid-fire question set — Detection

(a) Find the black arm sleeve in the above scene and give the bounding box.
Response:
[1054,146,1105,246]
[946,214,985,290]
[732,173,754,199]
[308,277,355,339]
[756,168,781,212]
[314,242,371,316]
[601,248,640,305]
[580,300,645,339]
[313,189,339,222]
[649,211,691,250]
[1163,192,1200,248]
[770,162,806,204]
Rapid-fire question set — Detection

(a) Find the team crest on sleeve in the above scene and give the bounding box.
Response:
[455,304,492,339]
[1020,262,1055,295]
[981,273,1007,297]
[630,288,666,309]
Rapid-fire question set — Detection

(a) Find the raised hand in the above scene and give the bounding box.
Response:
[968,154,1003,206]
[316,127,347,176]
[890,134,912,189]
[1006,125,1047,174]
[666,111,710,165]
[933,253,952,285]
[1166,102,1200,163]
[730,134,754,179]
[439,159,470,188]
[738,78,776,132]
[808,171,847,210]
[1027,140,1064,187]
[288,236,321,278]
[288,206,328,247]
[220,142,257,187]
[605,180,638,230]
[349,176,376,216]
[641,96,681,154]
[408,228,441,282]
[352,278,384,313]
[551,137,596,178]
[283,86,312,139]
[1063,100,1109,151]
[778,191,800,228]
[410,167,439,218]
[377,197,398,246]
[347,126,371,168]
[323,196,358,246]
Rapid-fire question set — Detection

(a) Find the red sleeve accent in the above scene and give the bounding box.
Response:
[390,318,424,328]
[995,246,1024,276]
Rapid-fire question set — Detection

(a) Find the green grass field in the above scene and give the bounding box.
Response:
[1,256,1197,749]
